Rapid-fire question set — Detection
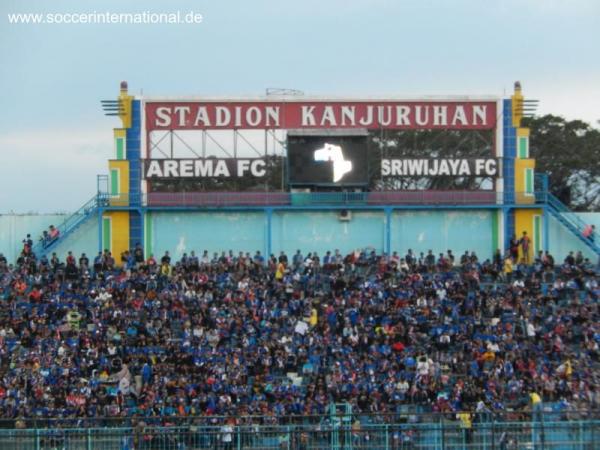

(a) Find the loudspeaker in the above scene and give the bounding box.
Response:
[339,209,352,221]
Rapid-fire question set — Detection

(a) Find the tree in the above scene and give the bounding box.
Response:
[525,115,600,211]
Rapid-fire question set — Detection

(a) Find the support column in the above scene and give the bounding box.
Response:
[384,207,392,256]
[543,206,550,252]
[97,207,103,253]
[265,208,273,260]
[503,207,515,253]
[492,209,500,256]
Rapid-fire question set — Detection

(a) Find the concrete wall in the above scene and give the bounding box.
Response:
[147,210,599,262]
[548,213,599,262]
[149,211,266,259]
[0,214,100,263]
[50,215,100,261]
[2,211,598,264]
[272,211,384,257]
[148,209,494,260]
[390,210,493,260]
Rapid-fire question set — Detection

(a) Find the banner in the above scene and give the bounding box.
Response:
[143,159,267,179]
[381,159,499,177]
[145,100,497,131]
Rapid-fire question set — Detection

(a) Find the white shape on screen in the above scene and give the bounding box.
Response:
[313,143,353,182]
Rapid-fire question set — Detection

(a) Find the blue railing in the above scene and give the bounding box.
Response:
[535,172,599,255]
[547,192,593,232]
[291,191,368,205]
[31,195,100,257]
[145,190,503,207]
[95,190,583,209]
[29,187,599,258]
[544,191,599,254]
[0,419,598,449]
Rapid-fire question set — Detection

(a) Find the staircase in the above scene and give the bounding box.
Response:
[28,178,600,260]
[31,195,103,258]
[543,192,600,257]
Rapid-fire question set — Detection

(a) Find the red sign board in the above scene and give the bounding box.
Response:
[145,100,497,131]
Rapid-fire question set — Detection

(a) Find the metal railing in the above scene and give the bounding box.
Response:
[546,192,599,240]
[142,190,538,208]
[1,419,598,449]
[146,191,288,207]
[30,194,100,256]
[3,410,599,430]
[94,190,572,209]
[97,192,143,206]
[367,190,501,205]
[536,191,600,253]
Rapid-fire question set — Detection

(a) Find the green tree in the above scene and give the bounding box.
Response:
[525,115,600,211]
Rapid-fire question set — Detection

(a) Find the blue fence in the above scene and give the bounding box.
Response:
[2,418,599,449]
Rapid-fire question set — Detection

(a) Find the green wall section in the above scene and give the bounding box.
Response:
[110,169,119,195]
[102,217,111,252]
[144,212,153,257]
[116,137,124,160]
[518,137,528,158]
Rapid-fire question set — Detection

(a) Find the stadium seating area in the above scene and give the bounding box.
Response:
[0,240,599,425]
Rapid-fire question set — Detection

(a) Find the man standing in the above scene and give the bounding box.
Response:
[133,243,144,268]
[520,231,531,264]
[293,250,303,271]
[509,235,520,262]
[221,418,235,450]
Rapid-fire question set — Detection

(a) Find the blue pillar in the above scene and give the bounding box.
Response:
[541,173,549,194]
[384,207,392,255]
[127,100,142,207]
[138,207,144,250]
[127,100,143,249]
[503,99,516,205]
[504,207,515,252]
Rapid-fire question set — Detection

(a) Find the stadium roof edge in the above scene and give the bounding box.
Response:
[138,95,502,102]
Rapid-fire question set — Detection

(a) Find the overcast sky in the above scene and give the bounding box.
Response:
[1,0,599,212]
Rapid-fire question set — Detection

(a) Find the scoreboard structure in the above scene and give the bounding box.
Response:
[98,81,544,263]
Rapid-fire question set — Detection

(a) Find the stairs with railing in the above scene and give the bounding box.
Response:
[27,179,600,260]
[543,191,600,256]
[31,195,102,258]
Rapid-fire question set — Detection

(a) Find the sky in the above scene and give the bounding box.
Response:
[0,0,599,213]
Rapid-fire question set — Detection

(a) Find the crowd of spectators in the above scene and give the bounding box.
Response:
[0,238,599,425]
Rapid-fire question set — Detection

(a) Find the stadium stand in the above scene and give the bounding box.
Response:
[1,241,599,421]
[1,241,600,447]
